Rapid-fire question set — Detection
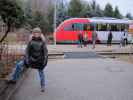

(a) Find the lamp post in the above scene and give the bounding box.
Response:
[53,0,57,45]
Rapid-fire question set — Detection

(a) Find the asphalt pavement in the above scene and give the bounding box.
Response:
[10,50,133,100]
[64,51,102,59]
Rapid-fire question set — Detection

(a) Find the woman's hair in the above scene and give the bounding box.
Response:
[29,34,46,41]
[32,27,42,33]
[29,27,46,42]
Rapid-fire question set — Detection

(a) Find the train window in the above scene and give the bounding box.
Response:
[64,23,83,31]
[117,24,121,31]
[83,24,91,31]
[64,24,74,31]
[107,24,110,31]
[110,24,120,31]
[121,24,129,31]
[97,24,108,31]
[125,24,129,30]
[90,23,95,31]
[73,23,83,31]
[121,24,127,31]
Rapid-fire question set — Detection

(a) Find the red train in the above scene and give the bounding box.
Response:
[55,18,132,43]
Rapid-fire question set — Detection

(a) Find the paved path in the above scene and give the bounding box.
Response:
[10,55,133,100]
[7,44,133,55]
[64,52,102,59]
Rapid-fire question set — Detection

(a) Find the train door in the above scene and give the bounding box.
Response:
[63,23,83,43]
[83,23,94,43]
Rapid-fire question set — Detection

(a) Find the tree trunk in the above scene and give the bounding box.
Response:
[0,25,10,60]
[0,26,10,43]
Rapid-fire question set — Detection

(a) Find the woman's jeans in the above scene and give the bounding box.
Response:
[11,60,45,88]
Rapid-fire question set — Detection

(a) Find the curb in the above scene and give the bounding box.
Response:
[0,81,8,96]
[14,52,65,58]
[97,52,133,55]
[48,53,64,56]
[0,69,29,100]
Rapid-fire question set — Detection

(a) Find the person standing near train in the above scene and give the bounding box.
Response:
[107,31,113,46]
[83,32,88,47]
[123,29,128,46]
[92,30,97,49]
[78,31,83,48]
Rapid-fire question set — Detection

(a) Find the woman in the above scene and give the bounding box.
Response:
[8,27,48,92]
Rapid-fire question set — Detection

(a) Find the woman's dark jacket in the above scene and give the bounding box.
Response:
[25,37,48,70]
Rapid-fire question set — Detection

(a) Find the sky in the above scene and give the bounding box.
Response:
[68,0,133,16]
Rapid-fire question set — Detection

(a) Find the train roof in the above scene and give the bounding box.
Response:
[63,17,133,24]
[89,17,132,24]
[59,17,133,25]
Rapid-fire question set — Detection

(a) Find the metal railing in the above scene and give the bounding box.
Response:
[0,41,25,79]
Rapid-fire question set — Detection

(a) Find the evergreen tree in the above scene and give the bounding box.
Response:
[85,0,103,17]
[47,5,54,33]
[104,3,114,17]
[90,0,97,17]
[68,0,84,17]
[86,4,91,13]
[79,1,91,17]
[0,0,24,42]
[126,13,133,20]
[113,6,122,19]
[90,0,96,11]
[57,0,67,26]
[22,0,38,31]
[33,11,48,34]
[95,5,104,17]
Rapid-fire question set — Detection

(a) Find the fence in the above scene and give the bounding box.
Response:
[0,41,25,79]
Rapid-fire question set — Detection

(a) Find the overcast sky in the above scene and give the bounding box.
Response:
[67,0,133,16]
